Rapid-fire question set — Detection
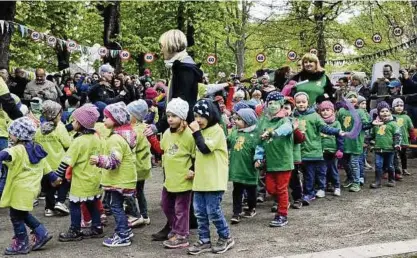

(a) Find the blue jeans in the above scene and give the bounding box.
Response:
[193,191,230,243]
[70,199,101,231]
[303,160,326,196]
[324,153,340,188]
[343,154,361,184]
[0,137,8,151]
[359,152,365,180]
[375,152,395,181]
[109,191,130,238]
[10,208,41,239]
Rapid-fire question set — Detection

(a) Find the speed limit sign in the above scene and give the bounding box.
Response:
[207,54,217,65]
[372,33,382,43]
[333,43,343,53]
[66,40,77,51]
[144,53,155,63]
[310,48,318,55]
[256,53,266,63]
[120,50,131,61]
[287,51,297,61]
[31,31,41,41]
[393,27,403,37]
[98,47,108,57]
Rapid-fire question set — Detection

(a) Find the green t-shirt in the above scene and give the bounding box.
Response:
[394,113,413,146]
[193,124,229,191]
[258,117,294,171]
[321,120,341,153]
[0,145,52,211]
[297,112,327,160]
[337,108,368,154]
[101,134,137,190]
[62,133,104,198]
[161,127,195,192]
[372,120,399,152]
[295,75,327,106]
[227,128,259,185]
[35,122,72,170]
[133,123,152,181]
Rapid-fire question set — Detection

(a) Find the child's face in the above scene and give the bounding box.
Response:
[348,96,357,106]
[379,108,391,120]
[283,104,293,116]
[389,87,400,94]
[72,120,81,131]
[394,104,404,113]
[295,95,308,112]
[233,115,246,129]
[320,108,333,119]
[194,113,208,129]
[252,92,261,100]
[9,134,18,145]
[267,100,281,116]
[167,112,182,129]
[359,101,367,110]
[104,116,116,129]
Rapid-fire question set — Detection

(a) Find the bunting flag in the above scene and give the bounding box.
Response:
[0,20,4,34]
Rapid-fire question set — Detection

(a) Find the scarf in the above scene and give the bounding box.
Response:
[114,124,137,149]
[323,113,336,124]
[40,121,56,135]
[164,50,189,69]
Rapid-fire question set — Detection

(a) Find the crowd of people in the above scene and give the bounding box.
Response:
[0,28,417,256]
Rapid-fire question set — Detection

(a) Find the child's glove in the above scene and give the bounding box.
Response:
[335,150,343,159]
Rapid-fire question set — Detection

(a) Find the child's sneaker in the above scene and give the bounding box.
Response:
[230,215,241,224]
[59,229,83,242]
[315,190,325,198]
[102,233,131,247]
[187,240,212,255]
[44,209,56,217]
[403,169,411,176]
[291,200,303,209]
[242,209,256,218]
[342,179,353,188]
[269,215,288,227]
[333,188,341,196]
[349,183,361,192]
[256,196,265,203]
[163,235,189,249]
[395,174,403,181]
[30,224,52,251]
[5,236,30,255]
[81,220,92,228]
[386,180,395,187]
[211,237,235,254]
[142,216,151,225]
[270,203,278,212]
[302,195,315,205]
[81,227,104,239]
[54,202,69,215]
[128,216,144,228]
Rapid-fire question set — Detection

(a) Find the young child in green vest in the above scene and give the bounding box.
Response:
[370,101,401,188]
[54,104,105,242]
[35,100,72,217]
[337,91,371,192]
[318,101,343,196]
[0,117,59,255]
[293,92,343,203]
[228,108,259,225]
[187,99,234,255]
[158,98,196,249]
[90,102,137,247]
[357,96,373,172]
[392,98,415,177]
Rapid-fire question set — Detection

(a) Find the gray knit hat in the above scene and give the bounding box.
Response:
[166,97,189,120]
[127,100,149,121]
[357,95,366,105]
[237,108,258,126]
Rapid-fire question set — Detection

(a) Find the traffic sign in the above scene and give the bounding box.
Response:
[354,38,365,48]
[47,36,57,46]
[393,27,403,37]
[144,53,155,63]
[310,48,318,55]
[333,43,343,53]
[120,50,131,61]
[287,51,297,61]
[207,54,217,65]
[372,33,382,43]
[31,31,41,41]
[66,40,77,51]
[256,53,266,63]
[98,47,108,57]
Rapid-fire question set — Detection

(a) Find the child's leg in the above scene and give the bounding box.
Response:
[173,191,192,237]
[97,199,105,214]
[275,171,292,217]
[69,202,82,231]
[393,150,402,175]
[57,179,70,204]
[385,152,396,183]
[289,165,303,202]
[136,180,148,219]
[342,154,353,184]
[124,196,140,218]
[24,212,51,250]
[265,173,277,198]
[102,192,111,214]
[110,191,130,238]
[349,154,361,186]
[315,161,327,192]
[245,184,257,211]
[7,208,30,254]
[257,169,266,201]
[161,188,176,233]
[41,175,56,212]
[85,199,101,228]
[302,161,315,197]
[358,152,365,183]
[372,153,384,186]
[326,155,340,189]
[400,148,408,172]
[232,182,244,216]
[205,191,230,240]
[81,203,91,222]
[193,192,211,243]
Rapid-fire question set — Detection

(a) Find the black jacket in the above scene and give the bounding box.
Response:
[0,92,23,120]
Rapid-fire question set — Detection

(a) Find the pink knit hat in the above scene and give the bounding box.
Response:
[145,88,158,99]
[318,101,334,111]
[72,104,100,129]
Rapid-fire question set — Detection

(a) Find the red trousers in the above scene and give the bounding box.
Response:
[81,199,104,221]
[265,171,291,216]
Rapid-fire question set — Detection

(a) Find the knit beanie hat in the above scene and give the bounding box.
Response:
[377,101,390,113]
[294,91,309,101]
[8,117,37,141]
[345,91,358,99]
[145,88,158,99]
[166,97,189,120]
[94,101,107,122]
[42,100,62,121]
[104,102,130,126]
[193,98,221,127]
[357,95,366,105]
[237,108,258,126]
[127,99,149,121]
[72,104,100,129]
[266,91,285,106]
[318,100,334,111]
[233,101,250,112]
[392,98,404,108]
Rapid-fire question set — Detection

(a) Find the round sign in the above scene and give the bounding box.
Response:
[333,43,343,53]
[66,40,77,51]
[98,47,108,57]
[47,36,57,46]
[310,48,318,55]
[120,50,131,61]
[206,54,217,65]
[144,53,155,63]
[393,27,403,37]
[256,53,266,63]
[287,51,297,61]
[372,33,382,43]
[31,31,41,41]
[354,38,365,48]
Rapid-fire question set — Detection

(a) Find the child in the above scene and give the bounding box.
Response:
[0,117,58,255]
[55,104,104,241]
[187,99,234,255]
[392,98,415,176]
[293,92,343,202]
[228,108,259,224]
[158,98,195,249]
[61,95,80,124]
[318,101,343,196]
[357,96,373,171]
[370,101,401,188]
[35,100,72,217]
[90,102,137,247]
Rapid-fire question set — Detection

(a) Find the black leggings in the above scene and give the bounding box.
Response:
[232,182,257,216]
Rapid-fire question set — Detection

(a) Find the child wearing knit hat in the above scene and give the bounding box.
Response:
[318,101,343,196]
[54,104,106,242]
[370,101,401,188]
[159,98,196,249]
[228,108,259,225]
[392,98,415,176]
[90,102,137,247]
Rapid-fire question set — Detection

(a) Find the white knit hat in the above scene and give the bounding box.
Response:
[166,98,189,120]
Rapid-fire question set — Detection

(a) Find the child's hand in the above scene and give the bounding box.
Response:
[339,131,346,137]
[185,170,195,180]
[90,155,99,165]
[51,177,62,187]
[261,131,270,140]
[189,121,200,132]
[293,119,299,130]
[255,160,262,168]
[335,150,343,159]
[372,119,383,126]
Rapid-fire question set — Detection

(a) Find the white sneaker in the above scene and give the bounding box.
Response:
[333,188,341,196]
[128,216,144,227]
[315,190,325,198]
[44,209,57,217]
[143,217,151,225]
[54,202,70,215]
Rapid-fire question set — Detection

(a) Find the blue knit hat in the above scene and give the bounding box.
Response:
[236,108,258,126]
[8,117,37,141]
[266,91,284,105]
[127,99,149,121]
[377,101,390,113]
[233,101,250,113]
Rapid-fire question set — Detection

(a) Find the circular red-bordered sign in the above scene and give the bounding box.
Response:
[354,38,365,48]
[287,51,297,61]
[256,53,266,63]
[206,54,217,65]
[47,36,57,46]
[66,40,78,51]
[120,50,131,61]
[372,33,382,43]
[31,31,41,41]
[98,47,108,57]
[333,43,343,53]
[144,53,155,63]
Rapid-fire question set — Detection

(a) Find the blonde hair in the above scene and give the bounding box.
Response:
[301,53,324,72]
[351,73,364,84]
[159,29,188,54]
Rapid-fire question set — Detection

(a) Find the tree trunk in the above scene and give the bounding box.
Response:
[0,1,16,70]
[236,39,245,75]
[100,1,121,71]
[56,44,71,71]
[177,2,185,31]
[313,1,326,67]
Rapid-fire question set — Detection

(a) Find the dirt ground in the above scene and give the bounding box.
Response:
[1,155,417,258]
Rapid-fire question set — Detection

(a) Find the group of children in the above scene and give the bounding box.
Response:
[0,86,415,255]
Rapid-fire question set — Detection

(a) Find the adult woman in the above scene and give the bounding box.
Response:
[111,77,131,104]
[282,53,334,106]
